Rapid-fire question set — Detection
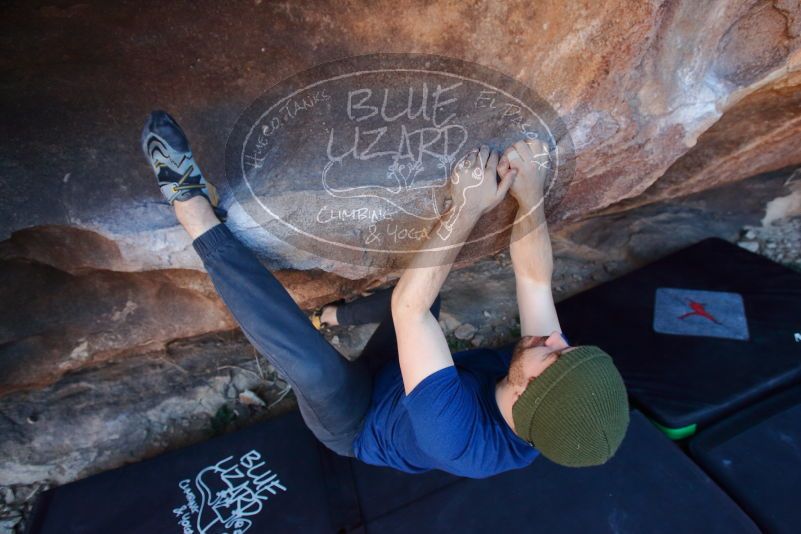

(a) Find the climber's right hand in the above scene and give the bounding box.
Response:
[499,139,550,209]
[449,145,513,219]
[438,145,513,240]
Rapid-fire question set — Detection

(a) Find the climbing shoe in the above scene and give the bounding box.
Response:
[141,110,226,220]
[310,308,325,330]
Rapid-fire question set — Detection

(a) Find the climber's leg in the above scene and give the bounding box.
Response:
[333,286,395,326]
[141,110,371,456]
[190,222,372,456]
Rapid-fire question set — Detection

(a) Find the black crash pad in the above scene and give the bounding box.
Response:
[28,409,759,533]
[348,453,461,524]
[689,386,801,534]
[359,411,759,534]
[27,411,336,534]
[556,238,801,431]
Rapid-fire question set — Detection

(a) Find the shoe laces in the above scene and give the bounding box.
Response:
[173,164,205,192]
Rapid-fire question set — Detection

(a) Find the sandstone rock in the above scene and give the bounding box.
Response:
[738,240,760,252]
[454,323,477,340]
[238,389,267,408]
[1,0,799,274]
[0,228,366,394]
[0,332,296,487]
[763,177,801,225]
[438,311,462,333]
[0,259,236,396]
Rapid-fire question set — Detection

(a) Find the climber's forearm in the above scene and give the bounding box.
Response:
[510,198,561,336]
[391,212,480,317]
[510,197,553,285]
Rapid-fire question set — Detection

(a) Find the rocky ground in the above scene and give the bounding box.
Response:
[1,171,800,533]
[736,218,801,270]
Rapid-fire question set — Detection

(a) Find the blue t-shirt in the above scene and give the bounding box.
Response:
[352,347,539,478]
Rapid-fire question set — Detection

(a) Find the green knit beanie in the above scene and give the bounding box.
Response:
[511,345,629,467]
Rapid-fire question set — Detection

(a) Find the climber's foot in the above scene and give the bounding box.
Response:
[310,304,339,330]
[321,305,339,327]
[141,110,227,220]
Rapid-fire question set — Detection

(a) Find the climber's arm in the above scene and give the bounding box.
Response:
[499,140,561,336]
[391,215,474,395]
[392,145,513,395]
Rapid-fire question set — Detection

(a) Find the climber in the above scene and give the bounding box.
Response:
[141,110,629,477]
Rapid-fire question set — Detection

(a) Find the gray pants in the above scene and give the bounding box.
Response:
[193,224,440,456]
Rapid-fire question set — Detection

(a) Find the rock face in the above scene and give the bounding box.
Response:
[1,3,800,395]
[0,332,297,486]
